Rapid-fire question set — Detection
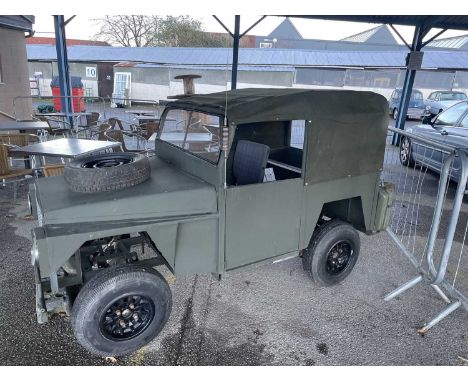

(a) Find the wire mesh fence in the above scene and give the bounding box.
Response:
[382,127,467,331]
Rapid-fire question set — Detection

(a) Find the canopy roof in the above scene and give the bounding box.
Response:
[285,16,468,32]
[167,88,388,126]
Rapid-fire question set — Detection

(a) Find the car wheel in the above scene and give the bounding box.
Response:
[302,219,360,287]
[64,152,150,193]
[399,136,415,167]
[392,108,398,120]
[71,265,172,357]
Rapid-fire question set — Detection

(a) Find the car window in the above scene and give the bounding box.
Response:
[428,92,435,100]
[392,91,399,100]
[410,91,423,100]
[439,93,467,101]
[434,102,468,126]
[460,113,468,128]
[159,108,222,163]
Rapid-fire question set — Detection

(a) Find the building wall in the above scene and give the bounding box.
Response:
[28,61,99,97]
[114,66,295,102]
[0,27,32,120]
[116,64,468,105]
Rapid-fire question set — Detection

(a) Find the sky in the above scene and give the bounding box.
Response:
[31,15,468,46]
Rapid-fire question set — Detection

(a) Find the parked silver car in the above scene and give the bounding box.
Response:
[388,88,426,120]
[425,91,467,117]
[400,101,468,181]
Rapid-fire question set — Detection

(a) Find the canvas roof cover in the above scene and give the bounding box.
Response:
[167,88,389,183]
[167,88,388,125]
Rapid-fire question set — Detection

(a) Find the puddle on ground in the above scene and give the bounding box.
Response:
[157,292,274,366]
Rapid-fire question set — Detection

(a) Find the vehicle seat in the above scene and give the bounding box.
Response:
[232,140,270,185]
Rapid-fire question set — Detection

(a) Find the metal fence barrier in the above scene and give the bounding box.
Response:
[383,127,467,332]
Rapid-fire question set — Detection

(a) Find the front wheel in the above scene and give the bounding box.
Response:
[302,219,360,286]
[392,108,398,120]
[71,265,172,357]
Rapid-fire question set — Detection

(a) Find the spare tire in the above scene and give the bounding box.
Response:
[64,152,150,193]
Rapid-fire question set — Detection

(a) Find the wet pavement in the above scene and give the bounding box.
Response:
[0,178,467,366]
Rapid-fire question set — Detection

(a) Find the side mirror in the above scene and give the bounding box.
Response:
[422,115,432,125]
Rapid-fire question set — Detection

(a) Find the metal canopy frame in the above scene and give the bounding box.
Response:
[53,15,74,128]
[53,15,468,127]
[212,15,468,134]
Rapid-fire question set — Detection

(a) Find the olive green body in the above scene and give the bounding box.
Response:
[30,88,390,320]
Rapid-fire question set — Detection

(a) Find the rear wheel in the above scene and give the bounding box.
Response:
[392,108,398,120]
[399,136,415,167]
[302,219,360,286]
[71,265,172,357]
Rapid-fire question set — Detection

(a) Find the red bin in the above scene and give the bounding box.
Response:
[51,76,85,112]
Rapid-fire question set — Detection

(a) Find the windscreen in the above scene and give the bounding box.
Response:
[158,108,222,163]
[439,93,468,101]
[410,91,423,100]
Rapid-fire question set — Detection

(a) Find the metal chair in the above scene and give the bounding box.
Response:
[42,164,65,177]
[108,117,125,130]
[36,116,71,139]
[0,133,41,168]
[75,112,101,138]
[0,144,33,202]
[88,123,111,141]
[139,122,159,140]
[104,129,145,153]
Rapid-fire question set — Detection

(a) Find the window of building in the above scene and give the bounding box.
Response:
[296,68,345,87]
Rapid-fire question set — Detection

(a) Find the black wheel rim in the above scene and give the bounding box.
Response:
[326,240,353,275]
[99,294,155,341]
[82,156,133,168]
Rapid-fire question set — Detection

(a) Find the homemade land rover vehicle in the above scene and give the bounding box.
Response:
[29,88,392,357]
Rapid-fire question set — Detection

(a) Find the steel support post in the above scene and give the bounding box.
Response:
[231,15,241,90]
[53,15,73,129]
[392,24,428,145]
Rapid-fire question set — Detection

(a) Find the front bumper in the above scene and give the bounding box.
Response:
[407,108,426,119]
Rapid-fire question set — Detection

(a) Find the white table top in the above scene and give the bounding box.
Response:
[0,121,49,131]
[10,138,121,158]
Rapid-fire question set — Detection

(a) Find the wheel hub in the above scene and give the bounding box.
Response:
[326,241,353,275]
[99,295,155,341]
[81,156,133,169]
[400,139,409,162]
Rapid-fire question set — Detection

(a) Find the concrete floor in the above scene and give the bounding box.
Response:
[0,117,466,366]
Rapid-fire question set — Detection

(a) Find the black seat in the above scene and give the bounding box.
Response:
[232,140,270,185]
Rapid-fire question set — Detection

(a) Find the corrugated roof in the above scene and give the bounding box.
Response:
[132,63,295,72]
[340,25,398,45]
[26,45,468,70]
[284,16,468,32]
[341,25,381,42]
[267,18,303,40]
[427,34,468,49]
